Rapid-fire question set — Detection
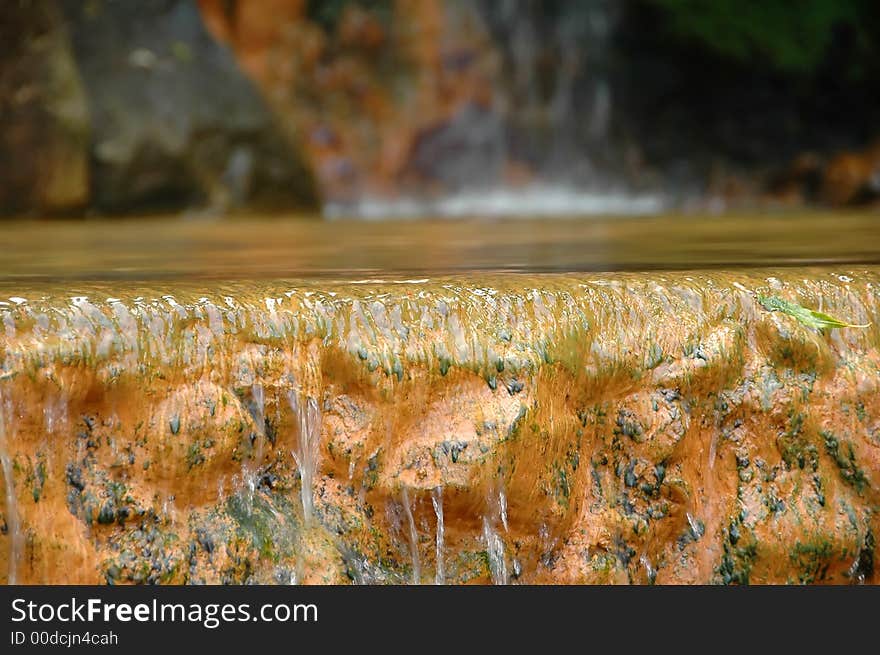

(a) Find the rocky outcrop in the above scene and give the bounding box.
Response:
[0,0,317,217]
[2,268,879,584]
[61,0,317,214]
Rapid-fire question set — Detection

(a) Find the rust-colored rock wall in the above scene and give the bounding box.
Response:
[197,0,503,200]
[1,269,879,584]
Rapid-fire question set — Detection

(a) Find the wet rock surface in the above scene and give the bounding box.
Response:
[1,268,879,584]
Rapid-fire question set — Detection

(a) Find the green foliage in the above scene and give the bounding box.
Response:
[757,295,870,330]
[649,0,864,74]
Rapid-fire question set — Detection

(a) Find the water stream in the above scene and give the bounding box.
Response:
[431,486,445,585]
[401,487,421,585]
[482,516,509,586]
[288,392,322,524]
[0,394,21,585]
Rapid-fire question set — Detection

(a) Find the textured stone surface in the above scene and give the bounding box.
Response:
[1,268,879,584]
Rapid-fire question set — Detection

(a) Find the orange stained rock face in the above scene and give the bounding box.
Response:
[196,0,502,199]
[1,268,879,584]
[198,0,308,79]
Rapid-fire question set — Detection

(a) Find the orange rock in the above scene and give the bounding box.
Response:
[2,270,880,584]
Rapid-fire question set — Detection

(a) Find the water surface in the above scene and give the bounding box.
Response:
[2,212,878,284]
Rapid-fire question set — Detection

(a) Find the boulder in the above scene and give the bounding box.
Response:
[62,0,317,213]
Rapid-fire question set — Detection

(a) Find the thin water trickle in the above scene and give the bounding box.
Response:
[288,391,321,523]
[483,516,509,585]
[401,487,420,584]
[431,486,445,585]
[251,383,266,464]
[251,383,265,425]
[640,555,656,583]
[244,473,256,517]
[0,396,22,584]
[43,393,69,436]
[499,489,509,533]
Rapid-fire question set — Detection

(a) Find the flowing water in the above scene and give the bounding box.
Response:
[482,516,509,586]
[0,396,21,584]
[431,486,445,585]
[401,487,421,585]
[288,392,322,524]
[2,211,880,584]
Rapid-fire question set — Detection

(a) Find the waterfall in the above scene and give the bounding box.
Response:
[324,0,667,219]
[476,0,621,181]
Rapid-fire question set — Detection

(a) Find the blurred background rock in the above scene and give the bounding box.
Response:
[3,0,880,217]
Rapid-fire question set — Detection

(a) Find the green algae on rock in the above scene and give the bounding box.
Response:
[1,268,879,584]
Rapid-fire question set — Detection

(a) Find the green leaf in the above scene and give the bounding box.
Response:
[757,295,870,330]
